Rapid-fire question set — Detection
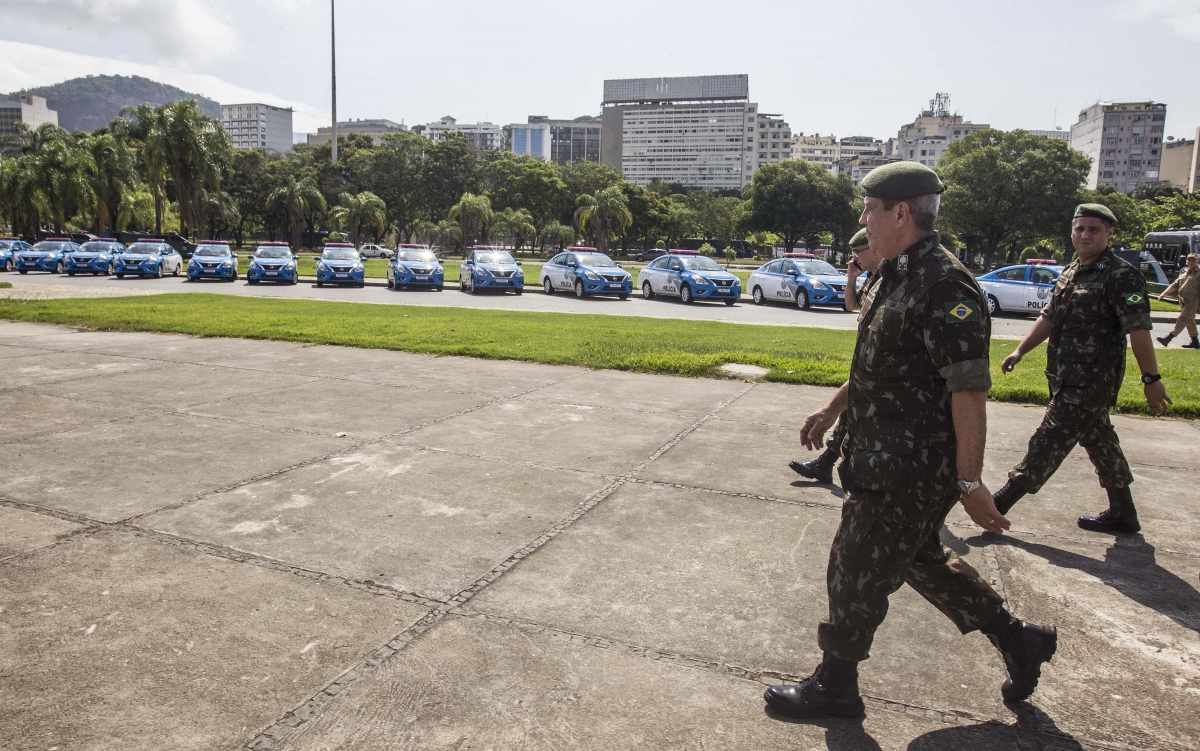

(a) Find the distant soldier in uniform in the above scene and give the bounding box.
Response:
[766,163,1057,719]
[790,228,881,482]
[1157,252,1200,349]
[991,204,1171,534]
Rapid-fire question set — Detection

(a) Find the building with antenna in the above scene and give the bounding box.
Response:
[887,94,990,167]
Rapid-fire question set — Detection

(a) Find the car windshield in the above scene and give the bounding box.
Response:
[680,256,724,271]
[476,251,515,264]
[79,242,113,253]
[797,260,840,276]
[575,253,618,268]
[128,243,165,254]
[32,242,66,252]
[255,248,291,258]
[194,245,230,257]
[323,249,359,261]
[0,242,12,249]
[397,249,437,262]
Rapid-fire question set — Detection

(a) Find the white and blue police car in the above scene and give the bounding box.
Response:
[976,259,1063,316]
[16,237,77,274]
[747,253,848,310]
[247,242,298,285]
[541,246,632,299]
[387,244,444,291]
[316,243,366,287]
[0,237,33,272]
[460,245,524,295]
[115,240,182,278]
[186,240,238,282]
[637,249,741,305]
[66,239,124,276]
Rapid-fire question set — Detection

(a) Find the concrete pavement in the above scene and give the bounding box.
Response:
[1,322,1197,750]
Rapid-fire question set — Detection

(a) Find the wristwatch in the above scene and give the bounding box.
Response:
[957,478,983,496]
[1141,373,1162,385]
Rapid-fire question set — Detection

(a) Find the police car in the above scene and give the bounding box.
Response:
[976,260,1063,316]
[541,246,632,299]
[0,237,32,271]
[747,253,848,309]
[66,239,124,276]
[247,242,298,284]
[115,240,182,278]
[316,243,365,287]
[16,237,77,274]
[387,244,444,291]
[460,246,524,295]
[637,249,741,305]
[186,240,238,281]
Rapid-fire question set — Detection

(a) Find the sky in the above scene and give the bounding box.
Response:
[1,0,1198,142]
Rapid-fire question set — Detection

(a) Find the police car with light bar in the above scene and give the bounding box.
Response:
[541,246,632,299]
[115,239,182,278]
[460,246,524,294]
[316,243,365,287]
[185,240,237,281]
[247,242,298,284]
[66,239,124,276]
[976,259,1063,316]
[387,244,444,290]
[16,237,77,274]
[0,237,32,271]
[637,249,741,305]
[747,253,848,309]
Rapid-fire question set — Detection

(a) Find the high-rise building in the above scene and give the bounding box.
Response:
[508,116,602,164]
[1069,101,1167,193]
[307,118,407,147]
[424,116,503,150]
[839,136,885,159]
[1160,131,1199,192]
[889,94,989,167]
[792,133,840,169]
[0,94,58,135]
[221,103,294,153]
[600,75,788,190]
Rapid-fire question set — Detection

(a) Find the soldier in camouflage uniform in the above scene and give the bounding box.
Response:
[765,162,1058,720]
[992,204,1172,534]
[1157,252,1199,349]
[790,228,881,483]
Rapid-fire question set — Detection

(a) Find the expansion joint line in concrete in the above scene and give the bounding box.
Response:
[397,443,615,481]
[238,381,757,750]
[625,477,844,511]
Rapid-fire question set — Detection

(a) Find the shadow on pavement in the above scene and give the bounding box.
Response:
[763,711,883,750]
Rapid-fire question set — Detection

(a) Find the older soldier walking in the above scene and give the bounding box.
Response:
[765,163,1057,719]
[1157,252,1200,349]
[991,205,1171,533]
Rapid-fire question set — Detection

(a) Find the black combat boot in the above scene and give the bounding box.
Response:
[992,480,1028,516]
[1078,486,1141,534]
[789,448,837,484]
[1182,336,1200,350]
[1156,332,1175,347]
[764,653,865,718]
[981,610,1058,703]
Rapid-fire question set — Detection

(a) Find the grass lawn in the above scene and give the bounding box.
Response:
[1,294,1197,418]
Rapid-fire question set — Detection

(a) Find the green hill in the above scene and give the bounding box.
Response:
[6,75,221,132]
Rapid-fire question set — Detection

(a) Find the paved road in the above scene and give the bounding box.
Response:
[4,271,1182,338]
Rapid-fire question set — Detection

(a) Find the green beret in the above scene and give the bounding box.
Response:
[849,228,869,248]
[1074,203,1118,227]
[861,161,945,200]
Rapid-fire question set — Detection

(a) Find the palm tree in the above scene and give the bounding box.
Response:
[268,175,326,250]
[538,220,576,253]
[573,185,632,254]
[85,132,135,234]
[115,103,170,234]
[492,207,536,253]
[448,192,493,251]
[32,132,94,233]
[157,100,232,238]
[411,218,438,246]
[117,188,155,232]
[330,191,387,247]
[0,153,46,237]
[432,219,462,252]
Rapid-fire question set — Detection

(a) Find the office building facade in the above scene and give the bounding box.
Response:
[1160,132,1199,192]
[508,116,602,164]
[424,116,503,150]
[308,118,407,147]
[1069,101,1167,193]
[0,94,58,135]
[222,103,294,153]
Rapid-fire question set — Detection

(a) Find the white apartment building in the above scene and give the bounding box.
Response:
[1160,130,1199,192]
[221,103,293,153]
[1026,129,1069,141]
[424,116,504,150]
[0,94,58,135]
[1069,101,1168,193]
[307,118,407,147]
[792,134,840,169]
[889,94,989,167]
[750,112,792,173]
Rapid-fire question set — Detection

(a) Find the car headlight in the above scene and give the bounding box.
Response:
[285,261,295,269]
[353,263,363,271]
[249,262,260,270]
[689,274,708,285]
[583,271,601,281]
[810,280,828,291]
[317,262,327,270]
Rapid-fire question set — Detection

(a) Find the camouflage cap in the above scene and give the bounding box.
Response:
[861,161,945,200]
[1073,203,1118,227]
[849,228,869,248]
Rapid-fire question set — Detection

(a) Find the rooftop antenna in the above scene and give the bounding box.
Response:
[330,0,338,163]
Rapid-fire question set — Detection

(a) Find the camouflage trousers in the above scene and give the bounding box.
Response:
[818,494,1005,663]
[1007,396,1134,494]
[1168,298,1198,339]
[826,414,849,454]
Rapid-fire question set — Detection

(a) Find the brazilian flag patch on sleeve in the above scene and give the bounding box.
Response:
[1124,292,1147,307]
[945,300,980,322]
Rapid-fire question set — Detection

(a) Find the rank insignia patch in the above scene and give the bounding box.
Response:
[945,301,980,322]
[1125,292,1146,306]
[896,255,909,271]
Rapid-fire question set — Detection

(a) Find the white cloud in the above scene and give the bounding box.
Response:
[1,0,237,62]
[0,40,329,132]
[1121,0,1200,41]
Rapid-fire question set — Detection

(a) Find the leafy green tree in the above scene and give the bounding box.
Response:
[558,161,622,223]
[538,220,576,253]
[697,242,717,257]
[742,160,857,252]
[115,103,170,233]
[84,131,135,234]
[448,192,493,250]
[423,134,482,224]
[157,99,233,238]
[433,218,462,252]
[685,190,744,244]
[117,188,154,231]
[202,189,240,239]
[227,148,278,247]
[32,127,94,233]
[491,206,536,251]
[1145,192,1200,233]
[267,175,326,250]
[661,198,699,249]
[347,131,427,241]
[574,185,632,254]
[487,154,567,229]
[331,191,387,247]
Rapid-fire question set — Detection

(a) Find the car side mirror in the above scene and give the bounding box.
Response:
[516,261,523,266]
[437,258,445,263]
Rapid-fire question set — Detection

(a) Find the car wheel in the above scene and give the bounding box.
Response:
[317,281,323,287]
[106,262,113,275]
[387,275,395,290]
[290,277,298,285]
[4,259,11,271]
[724,298,736,306]
[470,277,480,295]
[642,281,655,300]
[795,288,810,310]
[680,284,693,304]
[752,286,765,305]
[115,274,123,279]
[68,271,75,276]
[172,264,180,276]
[575,280,586,298]
[155,264,164,278]
[248,279,259,285]
[987,295,1000,316]
[54,261,63,274]
[544,277,554,295]
[358,281,366,288]
[619,293,629,300]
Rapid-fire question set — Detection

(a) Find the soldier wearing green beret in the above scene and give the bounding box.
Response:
[767,161,1056,719]
[992,204,1172,533]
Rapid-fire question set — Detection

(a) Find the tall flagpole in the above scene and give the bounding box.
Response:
[330,0,338,162]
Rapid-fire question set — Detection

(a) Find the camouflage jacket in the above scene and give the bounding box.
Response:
[856,273,883,323]
[1040,248,1153,407]
[839,232,992,504]
[1163,266,1200,304]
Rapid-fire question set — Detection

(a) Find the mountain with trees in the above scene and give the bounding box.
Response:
[5,75,220,133]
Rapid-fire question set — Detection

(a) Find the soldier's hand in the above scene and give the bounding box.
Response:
[1001,351,1023,373]
[800,409,837,451]
[1145,380,1172,416]
[961,485,1011,533]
